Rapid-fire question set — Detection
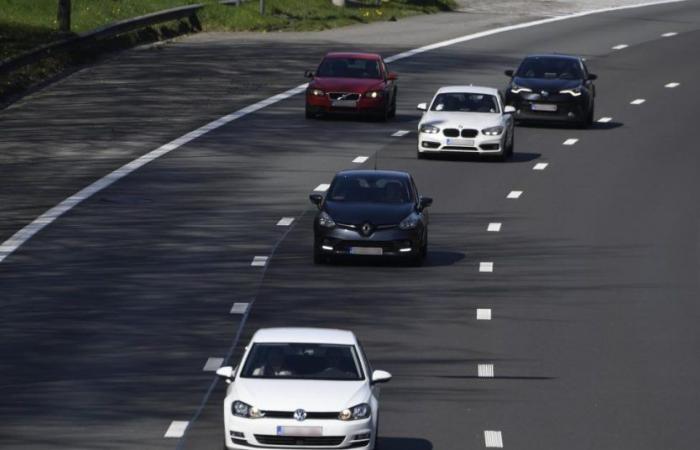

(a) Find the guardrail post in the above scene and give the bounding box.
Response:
[260,0,265,14]
[57,0,72,33]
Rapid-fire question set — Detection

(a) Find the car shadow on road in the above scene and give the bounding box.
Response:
[516,120,623,130]
[378,437,433,450]
[325,250,464,268]
[421,152,540,163]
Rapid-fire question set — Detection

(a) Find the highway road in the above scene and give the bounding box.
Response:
[1,1,699,449]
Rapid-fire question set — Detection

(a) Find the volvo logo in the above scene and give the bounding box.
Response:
[293,409,307,421]
[361,223,373,236]
[541,90,549,97]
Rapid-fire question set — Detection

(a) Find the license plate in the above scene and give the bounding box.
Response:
[445,138,474,146]
[349,247,383,256]
[332,100,357,108]
[531,103,557,112]
[277,426,322,437]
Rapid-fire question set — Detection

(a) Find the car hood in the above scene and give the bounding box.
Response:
[231,378,369,411]
[419,111,503,130]
[512,77,582,92]
[311,77,384,93]
[325,201,414,226]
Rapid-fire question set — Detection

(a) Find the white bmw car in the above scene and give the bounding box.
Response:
[417,86,515,160]
[217,328,392,450]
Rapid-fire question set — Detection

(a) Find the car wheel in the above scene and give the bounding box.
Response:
[313,243,325,264]
[417,149,425,159]
[507,132,515,157]
[586,105,595,126]
[305,105,315,119]
[387,89,397,119]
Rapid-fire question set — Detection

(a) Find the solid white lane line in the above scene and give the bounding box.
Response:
[277,217,295,226]
[203,357,224,372]
[487,222,502,232]
[392,130,411,137]
[230,302,249,314]
[352,156,369,163]
[630,98,646,105]
[164,421,189,438]
[314,183,330,192]
[612,44,629,50]
[533,162,548,171]
[251,256,268,267]
[665,82,680,88]
[1,0,684,265]
[598,116,613,123]
[476,308,492,320]
[506,190,522,199]
[662,31,678,37]
[484,430,504,448]
[479,262,494,272]
[563,138,579,146]
[478,364,495,378]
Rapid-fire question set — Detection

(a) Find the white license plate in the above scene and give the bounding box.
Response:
[531,103,557,112]
[445,138,474,146]
[349,247,383,256]
[332,100,357,108]
[277,426,322,437]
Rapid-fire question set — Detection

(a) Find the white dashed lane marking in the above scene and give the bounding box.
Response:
[487,222,502,232]
[479,262,494,272]
[563,138,578,146]
[352,156,369,163]
[484,430,504,448]
[612,44,629,50]
[164,421,189,438]
[662,31,678,37]
[630,98,646,105]
[314,183,330,192]
[230,302,249,314]
[597,117,612,123]
[476,308,492,320]
[506,190,522,199]
[251,256,268,267]
[533,162,548,171]
[203,357,224,372]
[478,364,495,378]
[277,217,294,226]
[392,130,411,137]
[665,82,680,88]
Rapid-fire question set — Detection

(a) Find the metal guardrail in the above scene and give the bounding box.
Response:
[0,4,204,77]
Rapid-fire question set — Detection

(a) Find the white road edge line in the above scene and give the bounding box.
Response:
[478,364,495,378]
[597,116,613,123]
[487,222,502,232]
[563,138,579,146]
[476,308,492,320]
[665,82,680,88]
[484,430,504,448]
[479,262,494,272]
[230,302,249,314]
[612,44,629,50]
[506,190,522,199]
[277,217,295,226]
[164,421,189,438]
[203,357,224,372]
[392,130,411,137]
[251,256,268,267]
[630,98,646,105]
[352,156,369,163]
[0,0,685,264]
[533,162,548,170]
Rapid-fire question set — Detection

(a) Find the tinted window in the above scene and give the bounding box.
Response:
[430,93,500,113]
[327,174,413,204]
[317,57,382,79]
[241,343,364,381]
[516,57,583,80]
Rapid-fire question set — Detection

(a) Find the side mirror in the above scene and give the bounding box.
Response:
[371,370,392,384]
[309,194,324,208]
[387,71,398,81]
[216,366,236,382]
[419,196,433,210]
[416,102,427,112]
[504,69,514,77]
[587,73,598,81]
[304,70,315,79]
[503,105,516,114]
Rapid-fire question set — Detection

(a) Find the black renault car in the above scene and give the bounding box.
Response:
[309,170,432,265]
[504,54,597,127]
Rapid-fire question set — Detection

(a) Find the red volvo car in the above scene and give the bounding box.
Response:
[305,52,398,121]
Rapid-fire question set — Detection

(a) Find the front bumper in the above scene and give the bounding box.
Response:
[506,92,588,122]
[306,93,386,115]
[417,132,505,155]
[315,225,423,258]
[224,416,374,449]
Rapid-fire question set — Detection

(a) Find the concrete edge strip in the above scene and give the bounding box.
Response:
[0,0,685,265]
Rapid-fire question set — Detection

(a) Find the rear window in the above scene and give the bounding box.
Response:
[317,57,382,79]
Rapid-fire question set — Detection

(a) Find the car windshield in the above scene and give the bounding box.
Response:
[241,343,364,380]
[516,57,584,80]
[327,174,413,204]
[430,93,500,113]
[316,57,382,79]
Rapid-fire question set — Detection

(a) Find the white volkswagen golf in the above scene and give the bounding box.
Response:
[217,328,392,450]
[417,85,515,161]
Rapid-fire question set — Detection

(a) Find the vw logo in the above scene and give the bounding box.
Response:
[361,223,372,236]
[541,90,549,97]
[294,409,307,422]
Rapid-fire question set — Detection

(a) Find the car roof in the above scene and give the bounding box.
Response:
[252,327,358,345]
[324,52,382,61]
[334,169,411,179]
[522,53,582,61]
[436,85,500,95]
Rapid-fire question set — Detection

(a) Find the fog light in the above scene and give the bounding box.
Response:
[399,247,412,253]
[353,433,371,440]
[231,431,244,438]
[322,245,333,251]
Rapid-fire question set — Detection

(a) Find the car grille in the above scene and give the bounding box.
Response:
[262,411,339,419]
[443,128,479,137]
[460,129,478,138]
[255,435,345,446]
[328,92,360,101]
[443,128,459,137]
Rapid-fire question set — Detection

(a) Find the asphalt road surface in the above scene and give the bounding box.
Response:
[1,1,699,450]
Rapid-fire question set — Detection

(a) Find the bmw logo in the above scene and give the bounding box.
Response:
[294,409,307,421]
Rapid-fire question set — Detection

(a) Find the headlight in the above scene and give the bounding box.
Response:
[419,124,440,134]
[309,88,325,97]
[510,84,532,94]
[399,213,420,230]
[232,401,265,419]
[481,126,504,136]
[364,90,383,99]
[318,211,336,228]
[339,403,371,421]
[559,87,582,96]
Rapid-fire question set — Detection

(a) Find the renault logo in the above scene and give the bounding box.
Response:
[361,223,372,236]
[294,409,307,421]
[541,90,549,97]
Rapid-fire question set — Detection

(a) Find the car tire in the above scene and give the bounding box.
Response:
[313,243,325,265]
[417,149,425,159]
[387,89,397,119]
[305,105,315,119]
[507,132,515,157]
